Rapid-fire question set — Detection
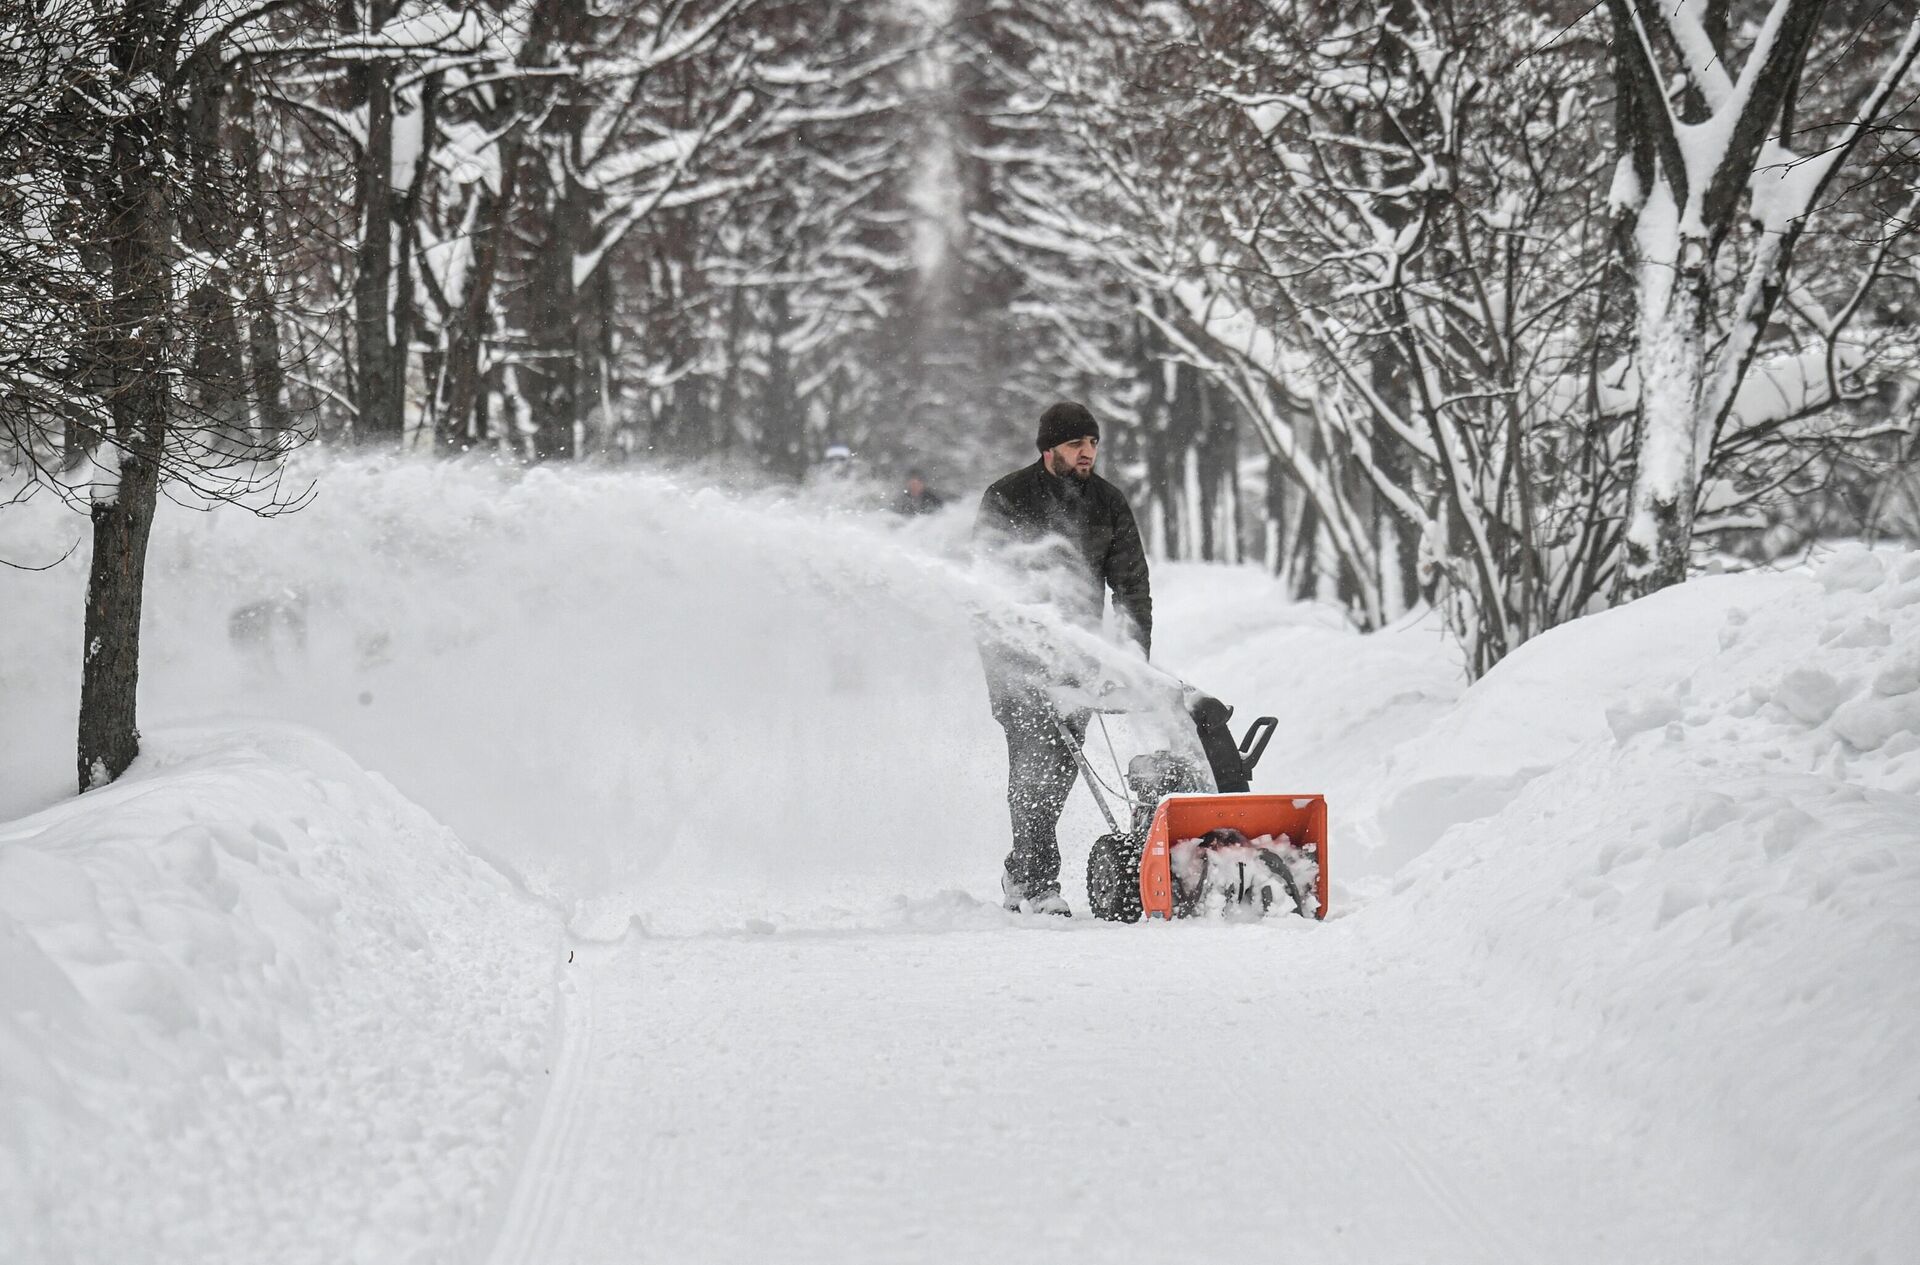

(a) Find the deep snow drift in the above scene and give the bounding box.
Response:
[2,459,1916,1262]
[1373,552,1920,1254]
[0,725,556,1264]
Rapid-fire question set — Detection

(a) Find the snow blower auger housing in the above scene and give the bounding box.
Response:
[1078,697,1327,924]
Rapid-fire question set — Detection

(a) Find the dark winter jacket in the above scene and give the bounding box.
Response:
[972,460,1152,702]
[891,486,946,516]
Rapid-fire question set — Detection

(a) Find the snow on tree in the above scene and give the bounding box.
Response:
[8,0,1918,686]
[1606,0,1920,597]
[0,0,323,787]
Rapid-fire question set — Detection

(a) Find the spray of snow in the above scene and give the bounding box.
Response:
[1,456,1200,935]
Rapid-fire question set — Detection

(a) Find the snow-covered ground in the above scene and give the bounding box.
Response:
[0,725,557,1264]
[2,459,1915,1262]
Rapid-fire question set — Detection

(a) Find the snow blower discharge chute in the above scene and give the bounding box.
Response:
[1060,694,1327,923]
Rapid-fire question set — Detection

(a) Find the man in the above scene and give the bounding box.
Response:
[819,442,854,479]
[973,400,1152,916]
[891,469,945,516]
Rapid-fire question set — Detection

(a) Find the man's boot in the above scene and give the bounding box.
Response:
[1002,869,1072,917]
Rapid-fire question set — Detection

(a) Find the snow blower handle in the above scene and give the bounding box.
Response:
[1239,716,1277,774]
[1051,712,1124,835]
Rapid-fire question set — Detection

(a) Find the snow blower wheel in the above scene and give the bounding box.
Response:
[1086,831,1143,923]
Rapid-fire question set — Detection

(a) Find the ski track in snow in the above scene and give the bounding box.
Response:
[486,923,1790,1265]
[489,960,598,1264]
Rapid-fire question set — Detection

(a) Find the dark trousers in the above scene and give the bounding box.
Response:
[993,691,1090,895]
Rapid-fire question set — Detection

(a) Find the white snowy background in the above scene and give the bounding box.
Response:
[2,459,1917,1262]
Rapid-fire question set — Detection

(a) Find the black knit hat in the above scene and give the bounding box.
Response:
[1036,401,1100,451]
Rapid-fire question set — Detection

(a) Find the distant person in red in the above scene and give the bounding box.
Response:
[972,400,1152,916]
[891,469,945,516]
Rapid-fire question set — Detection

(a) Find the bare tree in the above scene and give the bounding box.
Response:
[1606,0,1920,596]
[0,0,315,789]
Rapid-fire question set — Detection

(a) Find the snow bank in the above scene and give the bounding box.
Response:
[1372,547,1920,1257]
[0,724,559,1264]
[1373,568,1785,867]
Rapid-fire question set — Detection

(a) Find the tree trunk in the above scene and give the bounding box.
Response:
[526,172,584,461]
[79,453,161,789]
[522,0,595,462]
[1619,231,1710,597]
[1368,357,1421,614]
[1132,310,1172,557]
[581,258,615,457]
[80,6,169,790]
[245,275,291,443]
[352,51,403,442]
[764,286,804,478]
[1162,359,1203,559]
[717,286,746,454]
[227,85,292,446]
[438,156,521,452]
[1604,0,1841,599]
[1197,378,1239,563]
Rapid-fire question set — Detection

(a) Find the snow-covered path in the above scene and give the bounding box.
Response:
[487,920,1791,1265]
[7,466,1916,1262]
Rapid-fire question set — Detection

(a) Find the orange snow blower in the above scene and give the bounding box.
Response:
[1068,694,1327,923]
[1134,792,1328,920]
